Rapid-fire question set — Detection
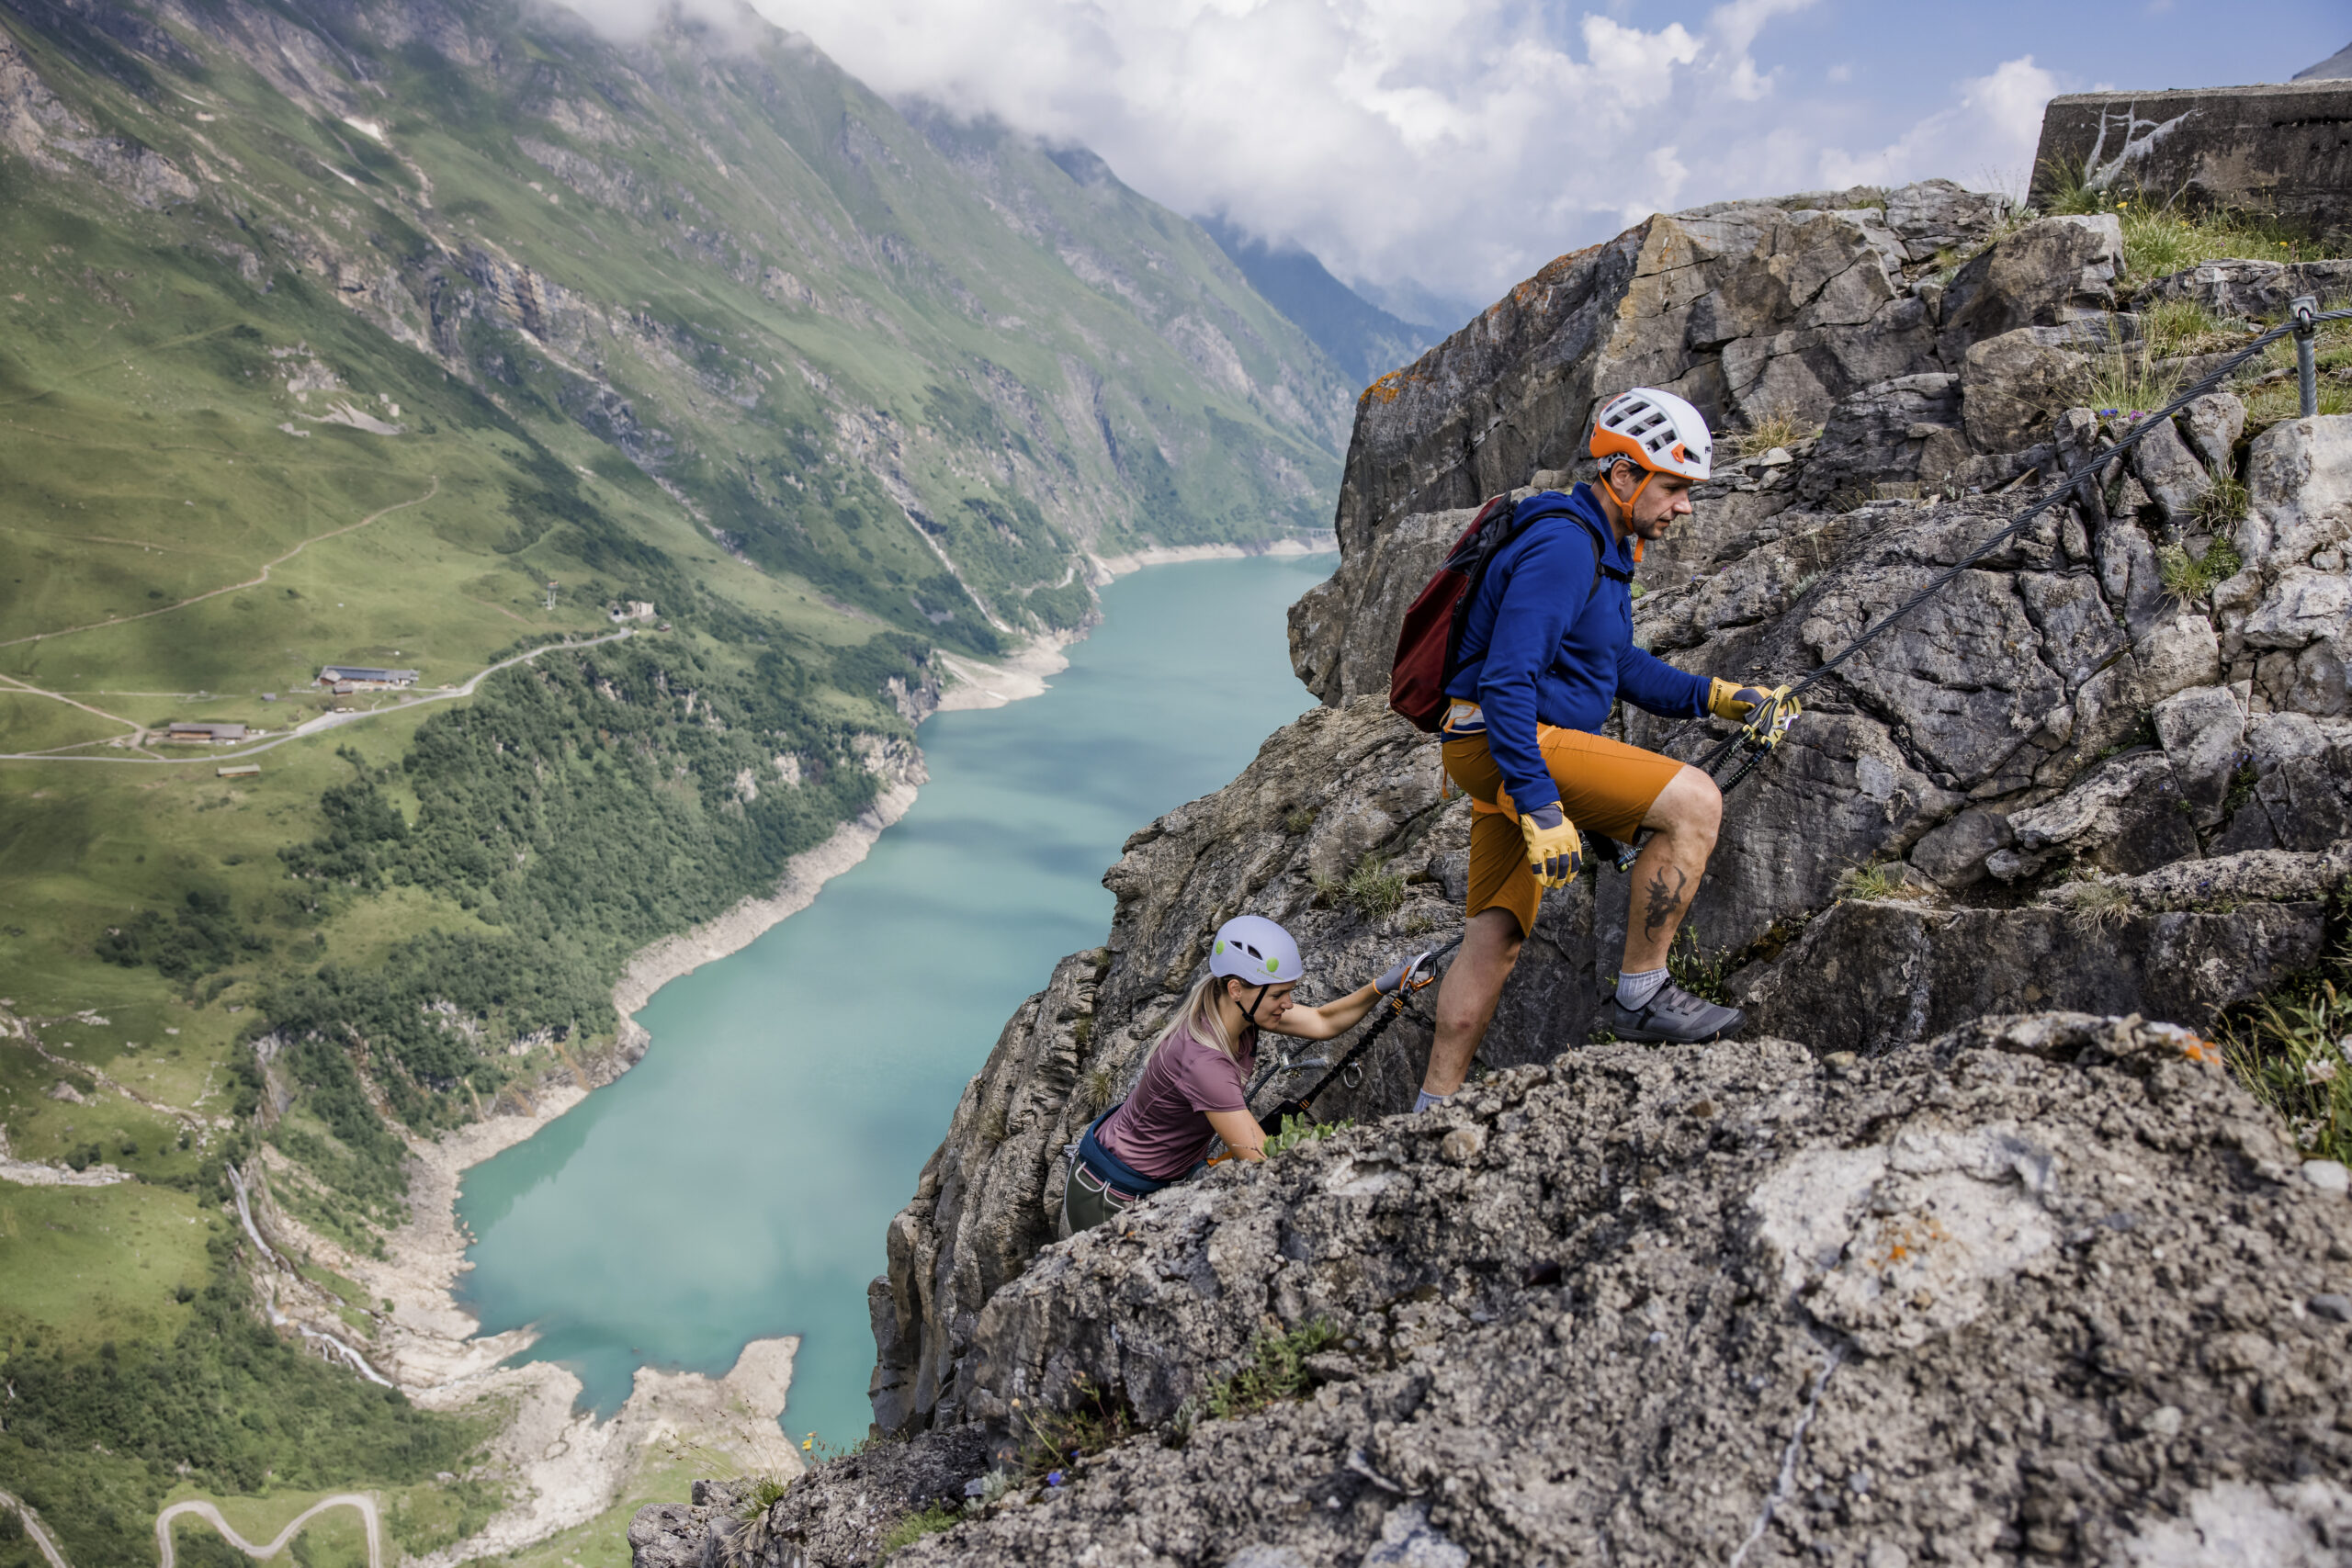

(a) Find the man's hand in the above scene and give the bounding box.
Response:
[1708,678,1801,747]
[1708,677,1770,720]
[1519,801,1583,887]
[1375,952,1436,996]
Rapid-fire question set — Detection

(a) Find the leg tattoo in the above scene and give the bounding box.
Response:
[1642,866,1689,940]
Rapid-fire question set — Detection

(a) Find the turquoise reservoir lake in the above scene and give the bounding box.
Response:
[454,552,1333,1446]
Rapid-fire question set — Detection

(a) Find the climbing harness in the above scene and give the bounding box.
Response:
[1611,302,2352,873]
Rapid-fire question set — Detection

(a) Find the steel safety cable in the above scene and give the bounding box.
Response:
[1603,304,2348,863]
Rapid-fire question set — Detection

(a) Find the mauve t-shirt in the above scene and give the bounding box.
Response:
[1096,1021,1258,1181]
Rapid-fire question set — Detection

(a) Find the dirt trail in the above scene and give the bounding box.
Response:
[153,1495,381,1568]
[0,476,438,651]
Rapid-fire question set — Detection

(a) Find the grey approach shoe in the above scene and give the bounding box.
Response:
[1598,980,1744,1043]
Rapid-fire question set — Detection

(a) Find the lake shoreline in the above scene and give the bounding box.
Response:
[353,543,1330,1554]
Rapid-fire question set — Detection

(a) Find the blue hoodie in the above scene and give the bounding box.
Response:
[1442,485,1710,817]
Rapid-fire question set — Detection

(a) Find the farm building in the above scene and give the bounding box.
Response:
[316,665,418,689]
[164,721,247,743]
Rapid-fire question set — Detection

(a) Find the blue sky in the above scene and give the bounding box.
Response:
[582,0,2350,310]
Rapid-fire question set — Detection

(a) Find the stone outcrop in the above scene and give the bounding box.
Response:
[643,180,2352,1568]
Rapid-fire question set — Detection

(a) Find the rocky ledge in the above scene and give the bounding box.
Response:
[652,1013,2352,1564]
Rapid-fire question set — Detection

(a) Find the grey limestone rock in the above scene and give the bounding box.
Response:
[2007,750,2198,872]
[2154,683,2250,826]
[2127,412,2214,523]
[626,1501,712,1568]
[1328,200,1966,607]
[805,180,2352,1562]
[1796,373,1965,504]
[2181,391,2246,475]
[1738,899,2324,1053]
[1933,214,2123,367]
[1883,177,2012,263]
[841,1017,2351,1567]
[1906,805,2012,887]
[1958,325,2094,455]
[2139,256,2352,322]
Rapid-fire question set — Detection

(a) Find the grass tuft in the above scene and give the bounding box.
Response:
[1341,854,1407,924]
[2140,297,2240,359]
[2193,466,2249,530]
[2155,537,2244,603]
[1836,862,1913,902]
[2080,355,2183,425]
[878,1505,960,1555]
[2224,894,2352,1163]
[1734,406,1819,457]
[1666,928,1735,1006]
[1010,1372,1139,1484]
[2244,377,2352,432]
[1199,1319,1340,1423]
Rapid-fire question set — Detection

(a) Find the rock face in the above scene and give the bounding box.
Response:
[1317,186,2149,668]
[640,178,2352,1568]
[661,1016,2352,1566]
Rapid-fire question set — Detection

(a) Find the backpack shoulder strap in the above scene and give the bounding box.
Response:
[1498,498,1629,610]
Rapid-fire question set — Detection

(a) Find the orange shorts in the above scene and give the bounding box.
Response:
[1442,716,1684,937]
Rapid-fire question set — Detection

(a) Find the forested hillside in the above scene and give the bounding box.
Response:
[0,0,1351,1559]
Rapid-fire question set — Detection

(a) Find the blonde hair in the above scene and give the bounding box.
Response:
[1149,973,1251,1065]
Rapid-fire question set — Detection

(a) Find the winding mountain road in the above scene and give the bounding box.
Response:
[0,1488,72,1568]
[154,1495,382,1568]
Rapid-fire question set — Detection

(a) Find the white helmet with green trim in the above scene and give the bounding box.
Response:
[1210,915,1303,984]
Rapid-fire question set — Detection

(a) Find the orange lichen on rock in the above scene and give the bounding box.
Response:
[1361,370,1416,407]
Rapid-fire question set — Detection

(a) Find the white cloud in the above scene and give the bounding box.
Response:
[560,1,2065,312]
[1816,56,2059,197]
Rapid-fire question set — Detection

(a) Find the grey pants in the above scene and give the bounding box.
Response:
[1060,1157,1139,1235]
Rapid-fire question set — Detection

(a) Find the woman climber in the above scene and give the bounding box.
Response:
[1060,914,1427,1233]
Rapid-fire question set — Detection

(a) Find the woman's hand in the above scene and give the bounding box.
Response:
[1376,952,1435,996]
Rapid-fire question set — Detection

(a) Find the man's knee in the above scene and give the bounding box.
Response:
[1654,764,1723,843]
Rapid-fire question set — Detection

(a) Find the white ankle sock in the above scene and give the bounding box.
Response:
[1616,967,1667,1010]
[1414,1089,1450,1114]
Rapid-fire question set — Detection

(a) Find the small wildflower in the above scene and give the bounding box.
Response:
[801,1438,813,1450]
[2308,1058,2339,1086]
[1046,1470,1066,1487]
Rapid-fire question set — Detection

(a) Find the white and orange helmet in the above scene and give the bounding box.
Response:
[1590,387,1713,503]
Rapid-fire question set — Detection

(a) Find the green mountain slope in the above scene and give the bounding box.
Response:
[0,1,1346,1559]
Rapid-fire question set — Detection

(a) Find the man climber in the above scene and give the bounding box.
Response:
[1415,387,1792,1113]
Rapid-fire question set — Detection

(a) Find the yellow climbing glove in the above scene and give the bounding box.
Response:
[1709,678,1801,747]
[1518,801,1583,888]
[1708,677,1769,720]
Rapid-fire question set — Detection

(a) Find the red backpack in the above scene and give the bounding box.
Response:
[1389,491,1623,732]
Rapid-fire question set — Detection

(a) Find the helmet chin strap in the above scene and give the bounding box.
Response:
[1239,982,1270,1028]
[1605,461,1653,562]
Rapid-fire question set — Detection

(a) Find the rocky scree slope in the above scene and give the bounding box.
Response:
[641,185,2352,1563]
